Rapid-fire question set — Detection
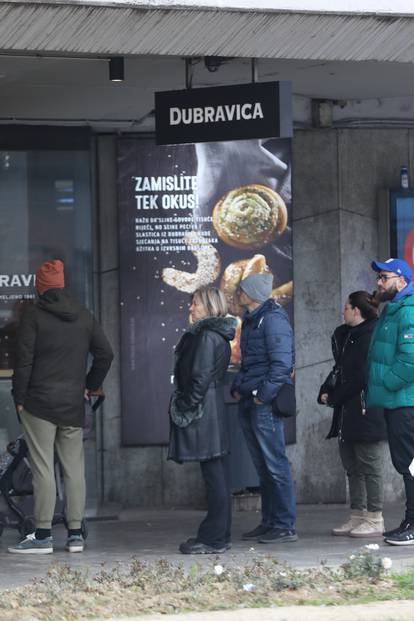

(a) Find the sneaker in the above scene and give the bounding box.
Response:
[242,524,273,540]
[186,537,231,550]
[258,528,298,544]
[65,535,85,553]
[349,512,384,538]
[384,523,414,546]
[383,519,411,538]
[332,511,366,536]
[179,540,227,554]
[8,533,53,555]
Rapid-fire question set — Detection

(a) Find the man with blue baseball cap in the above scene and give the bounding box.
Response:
[366,257,414,545]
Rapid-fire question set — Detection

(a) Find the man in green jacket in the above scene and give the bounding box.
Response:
[367,258,414,545]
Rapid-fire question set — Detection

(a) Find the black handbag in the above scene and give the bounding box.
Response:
[272,383,296,418]
[324,368,339,392]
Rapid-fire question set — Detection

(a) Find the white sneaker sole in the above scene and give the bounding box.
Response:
[66,546,84,553]
[8,547,53,554]
[349,531,383,538]
[384,538,414,546]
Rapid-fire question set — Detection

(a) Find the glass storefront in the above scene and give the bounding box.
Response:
[0,144,93,449]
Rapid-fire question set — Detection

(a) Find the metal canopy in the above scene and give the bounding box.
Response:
[1,1,414,63]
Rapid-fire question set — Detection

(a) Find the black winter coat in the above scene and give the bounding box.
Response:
[168,316,236,463]
[12,289,114,427]
[318,319,387,443]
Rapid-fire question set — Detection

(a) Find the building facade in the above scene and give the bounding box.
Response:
[1,0,414,509]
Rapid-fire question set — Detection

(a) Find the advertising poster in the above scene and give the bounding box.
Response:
[118,137,293,446]
[389,192,414,269]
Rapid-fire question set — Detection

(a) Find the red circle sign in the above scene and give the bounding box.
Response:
[404,228,414,272]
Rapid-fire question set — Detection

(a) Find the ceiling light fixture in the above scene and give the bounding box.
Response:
[204,56,226,73]
[109,57,124,82]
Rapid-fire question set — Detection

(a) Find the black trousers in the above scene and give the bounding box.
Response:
[385,407,414,521]
[197,455,232,547]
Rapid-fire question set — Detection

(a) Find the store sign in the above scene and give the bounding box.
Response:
[155,81,292,145]
[0,273,35,288]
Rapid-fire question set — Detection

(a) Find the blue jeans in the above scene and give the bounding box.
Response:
[239,399,296,530]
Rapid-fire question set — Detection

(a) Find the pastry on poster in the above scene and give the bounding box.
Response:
[230,316,242,367]
[212,184,288,249]
[273,281,293,306]
[162,230,221,294]
[221,254,293,316]
[220,254,269,315]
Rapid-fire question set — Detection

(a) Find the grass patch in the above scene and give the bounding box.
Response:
[390,568,414,598]
[0,551,412,620]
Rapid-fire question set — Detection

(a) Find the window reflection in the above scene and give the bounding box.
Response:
[0,149,92,440]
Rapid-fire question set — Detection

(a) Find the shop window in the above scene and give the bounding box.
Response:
[0,145,92,442]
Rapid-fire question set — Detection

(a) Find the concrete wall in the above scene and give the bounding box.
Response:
[98,128,411,507]
[289,128,411,506]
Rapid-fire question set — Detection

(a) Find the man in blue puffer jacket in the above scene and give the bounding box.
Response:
[231,273,297,544]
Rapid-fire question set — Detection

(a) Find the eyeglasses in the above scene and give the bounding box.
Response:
[376,273,399,283]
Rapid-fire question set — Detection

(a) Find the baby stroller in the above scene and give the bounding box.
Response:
[0,394,104,538]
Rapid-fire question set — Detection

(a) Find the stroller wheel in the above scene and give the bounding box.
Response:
[20,517,35,537]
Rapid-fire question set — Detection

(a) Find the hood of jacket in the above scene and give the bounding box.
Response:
[386,285,414,315]
[186,315,237,341]
[392,281,414,302]
[243,298,281,323]
[36,288,81,322]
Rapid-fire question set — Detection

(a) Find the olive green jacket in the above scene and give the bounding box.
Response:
[366,286,414,409]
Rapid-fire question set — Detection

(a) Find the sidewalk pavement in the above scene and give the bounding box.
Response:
[0,503,414,591]
[98,601,414,621]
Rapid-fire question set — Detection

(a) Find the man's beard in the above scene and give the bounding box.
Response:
[376,285,398,302]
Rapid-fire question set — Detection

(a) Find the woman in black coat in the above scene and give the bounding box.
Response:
[168,286,236,554]
[318,290,387,538]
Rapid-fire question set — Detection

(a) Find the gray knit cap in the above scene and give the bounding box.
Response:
[239,273,273,303]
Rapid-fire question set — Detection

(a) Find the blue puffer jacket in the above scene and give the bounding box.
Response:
[231,299,294,404]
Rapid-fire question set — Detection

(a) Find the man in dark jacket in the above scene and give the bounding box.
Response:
[9,260,113,554]
[366,258,414,546]
[232,273,297,544]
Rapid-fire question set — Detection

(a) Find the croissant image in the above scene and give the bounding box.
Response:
[161,231,221,293]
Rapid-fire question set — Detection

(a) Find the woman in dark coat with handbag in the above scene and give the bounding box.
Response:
[168,286,236,554]
[318,291,387,538]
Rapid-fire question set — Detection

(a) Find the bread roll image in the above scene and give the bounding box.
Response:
[229,316,242,367]
[272,281,293,306]
[162,231,221,294]
[212,184,288,249]
[220,260,247,316]
[242,253,268,278]
[220,254,270,316]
